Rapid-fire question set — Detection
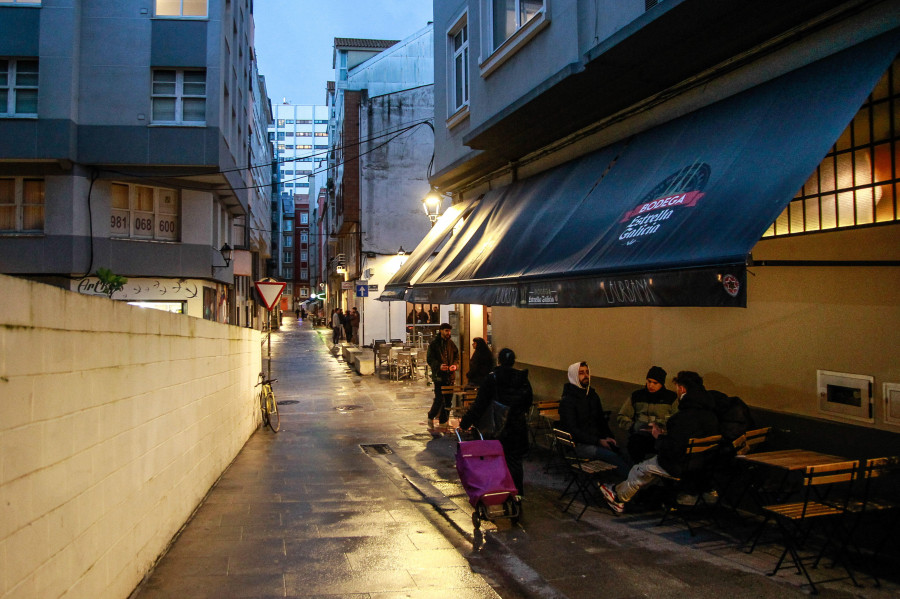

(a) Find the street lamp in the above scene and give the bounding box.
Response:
[422,187,444,225]
[211,243,233,275]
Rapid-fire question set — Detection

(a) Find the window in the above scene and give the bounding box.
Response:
[449,17,469,115]
[299,213,309,224]
[0,178,44,232]
[1,58,38,116]
[283,219,293,231]
[315,132,328,137]
[110,183,179,240]
[154,0,207,17]
[300,251,308,262]
[297,144,312,149]
[152,69,206,124]
[765,58,900,237]
[0,1,42,5]
[283,234,293,247]
[300,268,309,280]
[283,267,293,279]
[283,250,293,263]
[491,0,543,51]
[300,233,308,243]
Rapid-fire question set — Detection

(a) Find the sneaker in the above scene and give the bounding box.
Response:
[702,490,719,504]
[676,492,698,506]
[600,483,625,514]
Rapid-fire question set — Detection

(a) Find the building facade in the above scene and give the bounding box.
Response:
[408,0,900,445]
[267,103,327,309]
[324,28,437,345]
[0,0,272,324]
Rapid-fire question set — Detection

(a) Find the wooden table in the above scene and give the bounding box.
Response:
[737,449,847,471]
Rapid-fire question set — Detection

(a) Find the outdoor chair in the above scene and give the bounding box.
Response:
[658,434,723,535]
[822,456,900,587]
[553,428,618,521]
[762,460,860,595]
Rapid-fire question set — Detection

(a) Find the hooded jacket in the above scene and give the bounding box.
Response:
[559,362,614,445]
[655,385,719,476]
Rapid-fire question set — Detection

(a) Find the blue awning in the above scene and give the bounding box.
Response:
[406,31,900,308]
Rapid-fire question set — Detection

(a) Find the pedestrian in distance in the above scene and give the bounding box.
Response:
[342,308,352,342]
[349,307,360,345]
[426,323,459,426]
[331,308,343,344]
[459,348,533,496]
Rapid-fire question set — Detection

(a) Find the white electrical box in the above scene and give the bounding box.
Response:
[816,370,874,424]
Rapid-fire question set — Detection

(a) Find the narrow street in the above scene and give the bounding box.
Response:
[131,318,899,599]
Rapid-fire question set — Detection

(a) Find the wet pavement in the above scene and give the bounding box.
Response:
[131,318,899,599]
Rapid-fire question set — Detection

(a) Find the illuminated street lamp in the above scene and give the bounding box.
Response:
[422,187,444,225]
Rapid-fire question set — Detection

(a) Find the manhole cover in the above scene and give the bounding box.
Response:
[360,444,393,455]
[277,400,299,405]
[334,405,362,412]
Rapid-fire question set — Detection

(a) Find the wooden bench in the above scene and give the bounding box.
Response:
[441,385,479,415]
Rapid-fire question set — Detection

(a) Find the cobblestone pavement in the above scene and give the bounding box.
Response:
[131,318,899,599]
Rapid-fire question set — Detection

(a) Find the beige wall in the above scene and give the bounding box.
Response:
[0,275,262,599]
[493,225,900,432]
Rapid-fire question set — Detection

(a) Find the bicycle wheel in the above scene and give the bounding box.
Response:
[265,387,280,432]
[259,388,269,427]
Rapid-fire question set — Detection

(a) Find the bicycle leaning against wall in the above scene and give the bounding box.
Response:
[256,372,280,432]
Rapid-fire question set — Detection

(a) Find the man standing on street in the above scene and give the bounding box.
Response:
[426,323,459,426]
[331,308,343,345]
[349,307,361,344]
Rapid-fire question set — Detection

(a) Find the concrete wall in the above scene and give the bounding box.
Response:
[493,224,900,434]
[0,274,262,599]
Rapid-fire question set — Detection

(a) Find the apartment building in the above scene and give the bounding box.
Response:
[0,0,272,324]
[399,0,900,448]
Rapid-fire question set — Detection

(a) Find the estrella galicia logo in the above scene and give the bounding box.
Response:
[617,161,711,246]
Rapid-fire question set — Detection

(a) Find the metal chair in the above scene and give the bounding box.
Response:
[553,428,617,520]
[658,434,723,535]
[763,460,860,594]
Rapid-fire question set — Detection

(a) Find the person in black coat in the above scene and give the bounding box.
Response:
[559,362,632,478]
[466,337,494,387]
[600,371,719,513]
[460,348,533,496]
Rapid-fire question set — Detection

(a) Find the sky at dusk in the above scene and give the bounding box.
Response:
[254,0,435,106]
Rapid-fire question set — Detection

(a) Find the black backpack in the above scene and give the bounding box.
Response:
[709,390,755,442]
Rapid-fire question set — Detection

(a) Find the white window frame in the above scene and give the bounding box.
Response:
[1,58,38,117]
[447,12,470,128]
[479,0,549,78]
[151,69,206,125]
[283,250,293,263]
[109,182,180,241]
[154,0,208,18]
[0,177,44,233]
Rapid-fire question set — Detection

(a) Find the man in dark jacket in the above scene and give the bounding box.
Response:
[426,323,459,425]
[601,371,719,513]
[559,362,631,477]
[460,348,533,496]
[617,366,679,462]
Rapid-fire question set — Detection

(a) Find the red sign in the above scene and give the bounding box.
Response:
[255,280,286,310]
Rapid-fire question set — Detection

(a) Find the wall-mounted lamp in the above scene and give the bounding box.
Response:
[212,243,233,275]
[422,188,444,226]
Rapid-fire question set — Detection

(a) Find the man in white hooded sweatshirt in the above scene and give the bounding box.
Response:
[558,362,632,478]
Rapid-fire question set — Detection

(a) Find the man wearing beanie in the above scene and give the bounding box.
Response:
[601,370,719,514]
[559,362,632,478]
[617,366,679,462]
